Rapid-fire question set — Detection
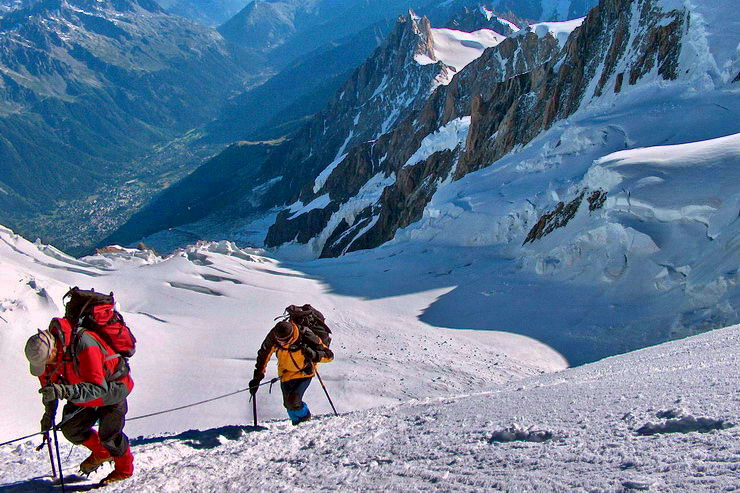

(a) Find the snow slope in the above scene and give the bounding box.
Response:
[521,17,585,47]
[0,226,566,444]
[389,124,738,364]
[428,28,506,70]
[415,27,506,88]
[2,323,736,491]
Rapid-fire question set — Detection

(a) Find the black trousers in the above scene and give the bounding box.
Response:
[61,399,129,457]
[280,377,312,410]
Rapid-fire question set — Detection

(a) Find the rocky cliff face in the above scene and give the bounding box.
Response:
[264,11,567,256]
[446,5,528,34]
[255,12,457,216]
[263,0,694,258]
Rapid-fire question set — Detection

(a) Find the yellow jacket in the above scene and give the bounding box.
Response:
[255,321,333,382]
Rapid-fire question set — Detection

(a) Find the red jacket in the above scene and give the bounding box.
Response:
[40,318,134,407]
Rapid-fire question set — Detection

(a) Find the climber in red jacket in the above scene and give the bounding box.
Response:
[25,315,134,485]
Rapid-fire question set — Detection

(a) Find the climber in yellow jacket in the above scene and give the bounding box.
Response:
[249,320,333,424]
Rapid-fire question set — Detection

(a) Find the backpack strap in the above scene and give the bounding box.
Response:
[70,328,129,383]
[105,357,130,383]
[286,347,313,376]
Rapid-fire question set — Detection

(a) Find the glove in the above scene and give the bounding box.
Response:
[40,412,54,432]
[248,377,262,396]
[39,383,71,404]
[301,329,322,346]
[303,347,320,363]
[40,399,57,432]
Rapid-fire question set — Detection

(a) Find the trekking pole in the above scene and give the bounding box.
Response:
[51,415,66,493]
[252,394,258,427]
[315,370,338,416]
[46,434,57,479]
[35,433,57,479]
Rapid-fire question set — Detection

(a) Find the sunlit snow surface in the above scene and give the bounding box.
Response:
[0,227,566,446]
[404,116,471,168]
[415,28,506,87]
[2,316,737,490]
[522,17,586,47]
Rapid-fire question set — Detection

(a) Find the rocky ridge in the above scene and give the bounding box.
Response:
[255,12,450,208]
[446,4,528,34]
[263,0,694,258]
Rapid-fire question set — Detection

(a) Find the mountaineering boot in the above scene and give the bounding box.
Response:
[80,454,114,475]
[292,413,312,426]
[100,469,133,485]
[287,403,312,425]
[100,446,133,485]
[79,432,113,474]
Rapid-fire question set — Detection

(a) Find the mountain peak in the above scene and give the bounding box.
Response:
[390,10,436,66]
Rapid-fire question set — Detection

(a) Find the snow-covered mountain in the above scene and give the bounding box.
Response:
[0,224,565,443]
[445,4,528,34]
[2,288,736,490]
[254,11,502,213]
[250,0,738,263]
[103,0,738,364]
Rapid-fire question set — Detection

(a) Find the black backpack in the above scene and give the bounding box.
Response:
[281,304,332,348]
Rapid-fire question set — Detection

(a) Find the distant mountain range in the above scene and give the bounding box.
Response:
[104,0,596,248]
[0,0,601,252]
[0,0,256,249]
[156,0,252,26]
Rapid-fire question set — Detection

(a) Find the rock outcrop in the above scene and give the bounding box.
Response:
[257,11,455,214]
[265,0,691,258]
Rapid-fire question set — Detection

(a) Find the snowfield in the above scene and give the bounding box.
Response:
[428,28,506,71]
[1,0,738,489]
[2,321,736,491]
[0,226,565,444]
[521,17,586,48]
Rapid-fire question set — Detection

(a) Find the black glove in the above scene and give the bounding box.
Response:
[301,329,322,346]
[39,383,70,404]
[248,377,262,396]
[303,347,321,363]
[40,411,55,432]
